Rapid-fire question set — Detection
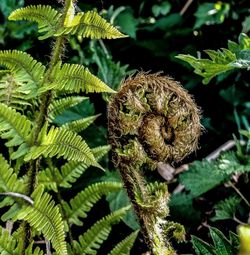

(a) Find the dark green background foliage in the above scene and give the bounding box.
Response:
[0,0,250,254]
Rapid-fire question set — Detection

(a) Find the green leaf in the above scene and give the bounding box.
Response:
[63,182,122,226]
[0,50,45,86]
[210,227,234,255]
[192,235,215,255]
[176,33,250,84]
[211,196,241,221]
[179,159,227,197]
[152,2,171,17]
[9,5,61,40]
[15,185,67,255]
[73,207,129,255]
[24,126,99,168]
[108,230,139,255]
[56,10,127,39]
[0,226,19,255]
[0,103,32,157]
[194,2,230,29]
[49,96,88,121]
[39,62,115,94]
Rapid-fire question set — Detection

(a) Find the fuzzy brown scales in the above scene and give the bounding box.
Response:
[108,72,201,166]
[108,72,201,255]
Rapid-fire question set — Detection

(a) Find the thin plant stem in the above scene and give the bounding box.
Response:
[229,181,250,208]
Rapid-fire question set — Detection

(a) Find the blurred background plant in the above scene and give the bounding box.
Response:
[0,0,249,254]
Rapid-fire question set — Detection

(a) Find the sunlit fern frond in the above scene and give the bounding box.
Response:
[49,96,87,121]
[38,145,110,191]
[8,5,61,40]
[73,206,129,254]
[0,103,32,158]
[0,50,45,86]
[25,243,44,255]
[108,230,139,255]
[39,63,115,94]
[61,114,100,133]
[62,182,122,226]
[55,11,127,39]
[24,126,100,169]
[0,72,34,110]
[14,185,67,255]
[0,153,24,193]
[0,227,19,255]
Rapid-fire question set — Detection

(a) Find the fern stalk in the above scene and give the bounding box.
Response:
[21,1,73,253]
[108,73,202,254]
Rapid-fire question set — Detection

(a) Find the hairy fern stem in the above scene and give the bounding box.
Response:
[21,1,71,254]
[108,73,202,255]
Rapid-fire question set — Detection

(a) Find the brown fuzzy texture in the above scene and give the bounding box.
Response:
[108,72,202,167]
[108,72,201,254]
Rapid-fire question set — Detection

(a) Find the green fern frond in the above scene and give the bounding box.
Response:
[61,114,100,132]
[15,185,67,255]
[0,50,45,86]
[108,230,139,255]
[0,154,24,193]
[25,243,44,255]
[56,11,127,39]
[0,227,19,255]
[39,63,115,93]
[0,72,33,110]
[8,5,61,40]
[38,145,110,190]
[24,126,100,168]
[73,206,129,254]
[63,182,122,226]
[37,167,59,192]
[0,103,32,158]
[49,96,87,121]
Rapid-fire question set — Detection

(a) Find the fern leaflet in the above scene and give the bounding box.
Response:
[8,5,61,40]
[73,207,129,254]
[24,126,100,168]
[56,11,127,39]
[62,182,122,226]
[108,230,139,255]
[15,185,67,255]
[0,103,32,157]
[0,50,45,86]
[39,63,115,93]
[49,96,87,121]
[61,114,100,133]
[0,227,18,255]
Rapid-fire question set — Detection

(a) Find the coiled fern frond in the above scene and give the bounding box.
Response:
[108,73,202,255]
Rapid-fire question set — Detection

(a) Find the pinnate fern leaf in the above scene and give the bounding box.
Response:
[108,230,139,255]
[0,227,19,255]
[0,72,33,110]
[39,63,115,93]
[61,114,100,133]
[15,185,67,255]
[0,50,45,86]
[24,126,100,168]
[49,96,87,121]
[56,11,127,39]
[8,5,61,40]
[63,182,122,226]
[38,145,110,191]
[0,153,24,193]
[0,103,32,153]
[73,206,129,254]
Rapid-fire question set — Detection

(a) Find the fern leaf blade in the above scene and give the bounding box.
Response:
[56,11,127,39]
[0,50,45,86]
[9,5,61,40]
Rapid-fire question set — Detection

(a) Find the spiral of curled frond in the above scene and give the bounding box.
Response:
[108,72,201,255]
[108,72,201,168]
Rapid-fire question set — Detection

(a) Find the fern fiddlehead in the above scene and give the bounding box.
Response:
[108,73,202,254]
